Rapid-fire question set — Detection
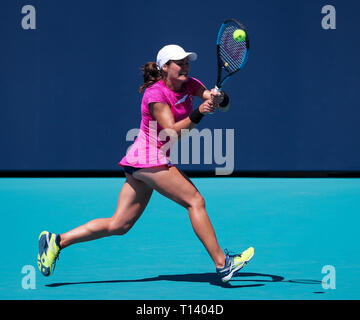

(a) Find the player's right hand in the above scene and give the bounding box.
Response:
[199,100,216,114]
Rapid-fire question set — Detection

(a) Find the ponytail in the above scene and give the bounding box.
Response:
[139,62,162,93]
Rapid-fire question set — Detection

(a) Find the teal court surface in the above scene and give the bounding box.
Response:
[1,177,359,300]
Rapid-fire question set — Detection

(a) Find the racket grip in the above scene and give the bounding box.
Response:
[209,86,223,114]
[208,86,221,115]
[209,86,225,114]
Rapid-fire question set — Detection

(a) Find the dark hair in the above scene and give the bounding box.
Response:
[139,62,161,93]
[139,61,169,93]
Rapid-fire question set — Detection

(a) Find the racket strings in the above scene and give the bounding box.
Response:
[220,49,241,73]
[219,24,247,73]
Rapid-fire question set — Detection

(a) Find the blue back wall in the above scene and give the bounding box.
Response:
[1,0,359,172]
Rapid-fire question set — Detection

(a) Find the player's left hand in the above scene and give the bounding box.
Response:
[210,88,224,107]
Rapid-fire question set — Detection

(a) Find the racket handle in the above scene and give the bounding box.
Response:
[208,86,220,115]
[208,85,224,114]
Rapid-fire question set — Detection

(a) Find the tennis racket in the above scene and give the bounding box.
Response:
[216,18,250,89]
[214,19,250,111]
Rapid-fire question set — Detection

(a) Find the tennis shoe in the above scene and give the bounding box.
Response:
[216,247,254,282]
[37,231,61,276]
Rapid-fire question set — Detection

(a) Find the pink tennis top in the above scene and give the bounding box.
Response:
[119,77,204,168]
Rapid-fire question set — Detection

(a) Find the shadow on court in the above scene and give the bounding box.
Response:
[46,272,322,289]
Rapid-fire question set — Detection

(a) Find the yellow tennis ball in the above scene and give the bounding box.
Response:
[233,29,246,42]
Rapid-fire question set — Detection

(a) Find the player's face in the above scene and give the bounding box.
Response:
[165,58,190,82]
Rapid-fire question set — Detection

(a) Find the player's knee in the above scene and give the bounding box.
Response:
[189,192,205,210]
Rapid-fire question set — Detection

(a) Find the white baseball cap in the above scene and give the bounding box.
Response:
[156,44,197,70]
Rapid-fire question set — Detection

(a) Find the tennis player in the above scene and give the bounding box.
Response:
[37,44,254,283]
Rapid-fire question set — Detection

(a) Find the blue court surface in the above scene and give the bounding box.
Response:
[1,177,359,300]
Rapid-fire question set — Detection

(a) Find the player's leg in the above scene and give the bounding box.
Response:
[38,173,153,276]
[133,165,226,269]
[59,173,153,248]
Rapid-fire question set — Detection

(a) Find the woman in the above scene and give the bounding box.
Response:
[37,44,254,283]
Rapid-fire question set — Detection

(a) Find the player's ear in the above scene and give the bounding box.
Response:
[162,64,168,73]
[162,60,172,74]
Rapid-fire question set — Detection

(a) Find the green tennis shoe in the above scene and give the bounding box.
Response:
[37,231,61,276]
[216,247,255,282]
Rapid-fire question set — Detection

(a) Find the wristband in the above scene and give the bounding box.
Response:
[219,92,230,108]
[189,107,204,124]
